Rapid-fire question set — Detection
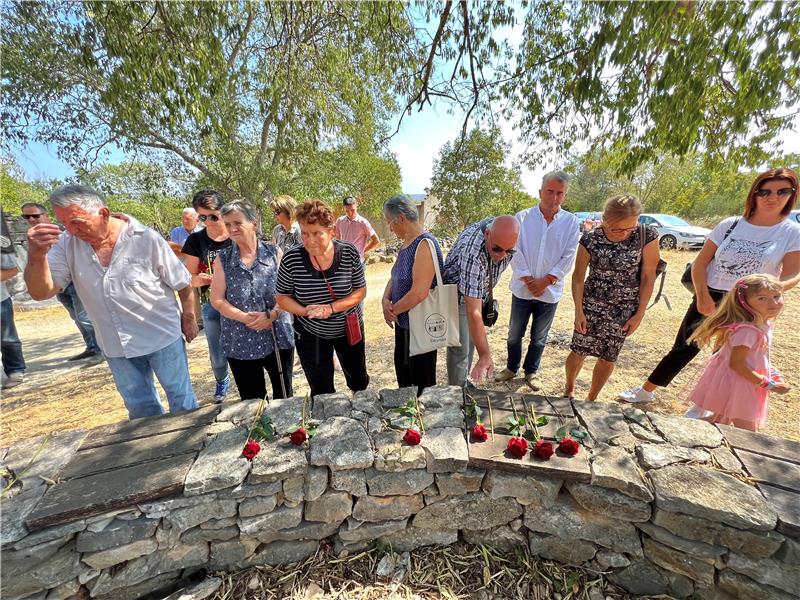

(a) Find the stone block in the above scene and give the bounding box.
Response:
[199,517,237,529]
[315,393,352,419]
[523,493,642,555]
[161,577,222,600]
[241,540,319,568]
[608,559,674,597]
[643,537,715,586]
[310,417,373,471]
[379,387,417,409]
[183,427,250,495]
[230,480,282,499]
[249,439,307,483]
[483,471,561,508]
[139,492,218,517]
[413,492,522,531]
[727,551,800,595]
[352,494,424,522]
[216,398,261,425]
[366,468,434,496]
[636,521,726,558]
[435,469,485,496]
[629,422,664,444]
[181,525,239,544]
[283,475,304,505]
[239,504,303,539]
[338,517,408,543]
[419,385,463,409]
[82,538,158,570]
[622,406,652,429]
[262,396,306,435]
[648,413,724,448]
[1,540,81,599]
[238,494,278,518]
[45,577,80,599]
[463,525,527,552]
[590,444,653,501]
[775,536,800,565]
[1,487,46,545]
[2,537,70,578]
[351,390,382,416]
[305,490,353,523]
[304,467,328,502]
[528,532,597,565]
[166,499,238,532]
[648,464,777,530]
[717,569,797,600]
[420,427,468,473]
[652,509,784,558]
[10,519,86,550]
[635,443,710,470]
[379,526,458,552]
[268,520,341,543]
[330,469,367,496]
[93,570,181,600]
[372,431,427,472]
[709,446,744,474]
[75,516,158,553]
[566,481,651,522]
[595,550,630,569]
[423,406,464,429]
[571,400,628,444]
[4,430,87,494]
[209,536,260,569]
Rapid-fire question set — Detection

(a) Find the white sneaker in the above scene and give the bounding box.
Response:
[618,385,655,404]
[684,405,713,419]
[494,368,517,382]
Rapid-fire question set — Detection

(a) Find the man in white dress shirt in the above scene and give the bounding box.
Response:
[495,171,581,390]
[25,185,199,419]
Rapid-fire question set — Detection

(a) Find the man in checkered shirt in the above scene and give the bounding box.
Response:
[442,215,519,385]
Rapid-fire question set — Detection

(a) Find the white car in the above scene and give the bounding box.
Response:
[790,209,800,226]
[638,214,710,250]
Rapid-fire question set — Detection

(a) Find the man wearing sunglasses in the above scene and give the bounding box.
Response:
[21,202,103,364]
[442,215,519,385]
[495,171,581,390]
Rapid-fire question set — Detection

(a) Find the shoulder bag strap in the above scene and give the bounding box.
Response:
[414,236,444,287]
[313,255,338,301]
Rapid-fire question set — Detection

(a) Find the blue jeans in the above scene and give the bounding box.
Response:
[1,297,26,375]
[202,302,229,383]
[105,336,197,419]
[506,295,559,375]
[56,283,101,353]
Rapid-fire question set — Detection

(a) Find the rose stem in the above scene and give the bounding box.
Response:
[246,393,268,442]
[486,394,495,442]
[414,393,425,433]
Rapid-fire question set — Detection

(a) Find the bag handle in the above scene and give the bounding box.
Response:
[414,236,444,287]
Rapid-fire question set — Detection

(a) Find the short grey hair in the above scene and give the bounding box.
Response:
[541,171,571,188]
[221,200,261,227]
[49,185,106,215]
[21,202,48,213]
[383,194,419,222]
[182,207,197,216]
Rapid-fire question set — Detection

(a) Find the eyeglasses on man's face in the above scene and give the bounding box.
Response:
[755,187,795,199]
[22,213,46,220]
[198,214,221,223]
[490,244,516,256]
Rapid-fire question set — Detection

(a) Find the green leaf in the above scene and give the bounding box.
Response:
[260,413,273,427]
[555,425,570,440]
[307,426,317,438]
[535,416,549,426]
[570,428,588,440]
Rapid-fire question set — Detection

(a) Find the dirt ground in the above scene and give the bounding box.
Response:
[2,249,798,445]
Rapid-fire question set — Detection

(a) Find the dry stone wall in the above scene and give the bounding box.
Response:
[1,386,798,600]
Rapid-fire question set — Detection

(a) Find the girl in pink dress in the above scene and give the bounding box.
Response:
[684,274,791,431]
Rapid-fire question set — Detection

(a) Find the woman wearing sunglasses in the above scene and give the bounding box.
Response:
[620,167,800,405]
[182,189,232,403]
[565,194,661,401]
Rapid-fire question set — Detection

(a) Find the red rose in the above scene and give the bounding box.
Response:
[403,429,421,446]
[289,427,307,446]
[506,436,528,458]
[242,440,261,460]
[533,439,554,460]
[558,437,580,456]
[471,424,488,442]
[197,261,208,273]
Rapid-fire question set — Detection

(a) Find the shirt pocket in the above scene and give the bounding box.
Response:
[122,257,160,288]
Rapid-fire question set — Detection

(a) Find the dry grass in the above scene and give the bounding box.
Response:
[207,542,643,600]
[2,248,798,446]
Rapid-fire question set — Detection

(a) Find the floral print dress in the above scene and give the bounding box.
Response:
[570,225,658,362]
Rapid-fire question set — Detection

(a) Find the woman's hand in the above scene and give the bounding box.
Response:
[306,304,334,319]
[772,382,791,395]
[191,273,213,287]
[382,298,397,327]
[696,294,716,316]
[622,311,644,336]
[244,311,274,331]
[574,310,588,335]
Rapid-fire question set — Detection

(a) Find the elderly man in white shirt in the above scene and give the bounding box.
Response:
[495,171,581,390]
[25,185,199,419]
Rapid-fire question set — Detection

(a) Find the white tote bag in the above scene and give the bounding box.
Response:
[408,237,460,356]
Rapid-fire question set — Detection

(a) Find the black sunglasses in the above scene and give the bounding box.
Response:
[491,244,516,256]
[22,213,46,219]
[198,214,220,222]
[755,187,795,199]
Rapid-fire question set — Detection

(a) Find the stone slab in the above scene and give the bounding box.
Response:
[735,448,800,493]
[379,387,417,409]
[717,424,800,465]
[435,469,485,496]
[758,483,800,538]
[249,439,307,483]
[366,468,434,496]
[75,516,159,553]
[412,492,522,531]
[648,412,724,448]
[571,399,629,444]
[338,517,408,543]
[3,430,88,492]
[469,389,575,417]
[58,427,207,481]
[727,552,800,595]
[483,470,561,508]
[372,430,427,472]
[183,427,250,495]
[1,486,46,544]
[566,481,651,522]
[648,464,777,530]
[590,443,653,501]
[637,522,726,558]
[528,532,597,565]
[642,537,714,586]
[352,494,424,522]
[330,469,367,497]
[420,427,468,473]
[379,526,458,552]
[467,432,590,481]
[25,454,195,531]
[635,443,710,470]
[473,407,579,440]
[80,405,219,449]
[310,417,373,471]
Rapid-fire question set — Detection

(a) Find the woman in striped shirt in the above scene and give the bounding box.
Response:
[276,200,369,396]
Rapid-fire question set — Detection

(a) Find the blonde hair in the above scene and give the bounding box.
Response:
[602,194,642,227]
[270,195,297,218]
[689,274,783,349]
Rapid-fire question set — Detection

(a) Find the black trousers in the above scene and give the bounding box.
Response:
[394,325,437,397]
[228,348,295,401]
[648,288,726,387]
[295,323,369,397]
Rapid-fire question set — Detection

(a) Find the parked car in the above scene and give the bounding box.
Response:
[790,209,800,225]
[574,211,602,232]
[638,214,710,250]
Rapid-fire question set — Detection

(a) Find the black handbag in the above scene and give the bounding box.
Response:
[480,219,499,327]
[681,218,739,294]
[639,225,668,309]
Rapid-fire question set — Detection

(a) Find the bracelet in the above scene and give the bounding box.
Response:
[329,303,335,315]
[758,375,770,389]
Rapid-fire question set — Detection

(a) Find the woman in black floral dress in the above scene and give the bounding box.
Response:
[565,195,661,400]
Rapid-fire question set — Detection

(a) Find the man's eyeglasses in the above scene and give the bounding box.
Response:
[491,245,516,257]
[755,187,795,199]
[22,213,46,220]
[198,214,220,222]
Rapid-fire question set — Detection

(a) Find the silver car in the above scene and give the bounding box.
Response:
[638,214,710,250]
